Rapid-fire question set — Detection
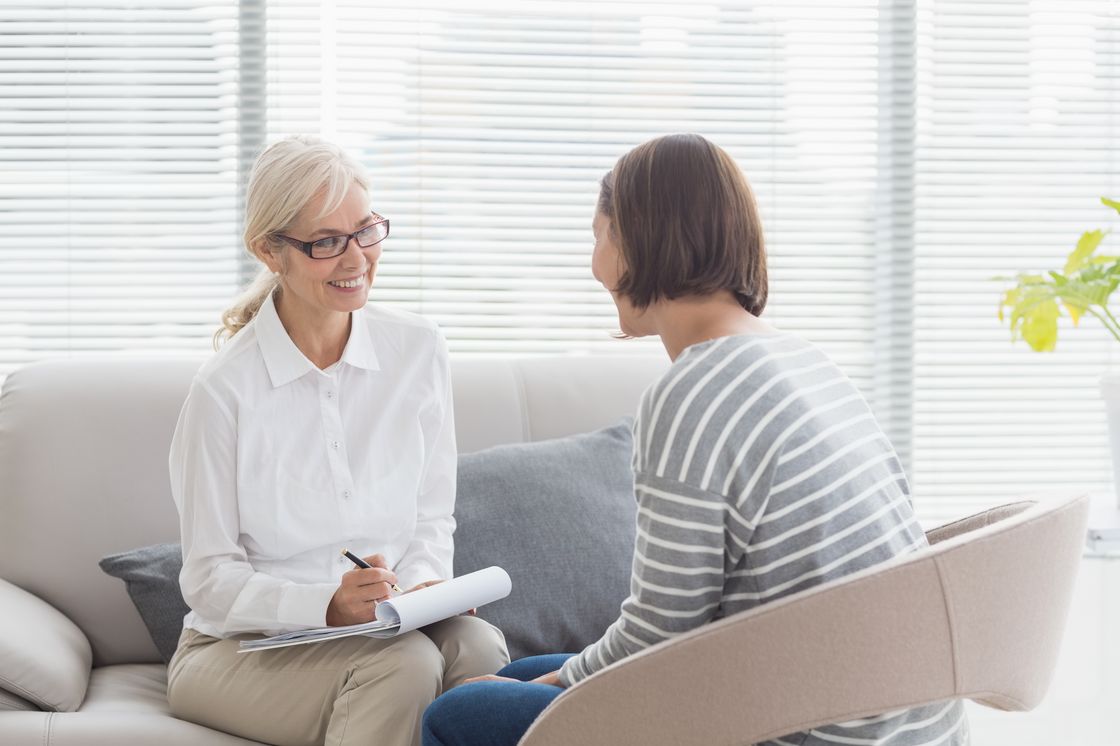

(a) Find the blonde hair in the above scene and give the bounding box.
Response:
[215,135,371,347]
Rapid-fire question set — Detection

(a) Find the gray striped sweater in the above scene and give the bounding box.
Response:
[558,333,968,746]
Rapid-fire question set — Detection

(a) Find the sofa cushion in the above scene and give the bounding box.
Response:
[0,578,92,712]
[99,544,190,665]
[2,664,266,744]
[453,419,637,660]
[0,688,39,712]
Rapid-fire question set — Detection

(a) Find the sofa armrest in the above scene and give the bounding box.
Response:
[0,578,92,711]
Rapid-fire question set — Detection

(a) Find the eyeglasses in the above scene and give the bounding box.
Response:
[272,214,390,260]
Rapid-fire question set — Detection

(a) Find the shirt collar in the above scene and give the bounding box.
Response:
[338,303,380,372]
[255,291,380,388]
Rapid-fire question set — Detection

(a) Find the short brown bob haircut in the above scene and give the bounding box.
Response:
[597,133,768,316]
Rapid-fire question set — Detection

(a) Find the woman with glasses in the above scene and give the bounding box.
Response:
[420,133,967,746]
[165,135,508,746]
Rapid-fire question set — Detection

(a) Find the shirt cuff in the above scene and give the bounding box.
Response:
[276,582,338,629]
[558,654,585,688]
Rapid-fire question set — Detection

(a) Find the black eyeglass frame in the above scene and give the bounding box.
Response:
[271,213,390,259]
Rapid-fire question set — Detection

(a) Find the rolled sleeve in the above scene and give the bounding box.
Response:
[276,582,339,628]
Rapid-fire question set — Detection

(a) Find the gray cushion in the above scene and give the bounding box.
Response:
[98,543,189,664]
[453,419,637,660]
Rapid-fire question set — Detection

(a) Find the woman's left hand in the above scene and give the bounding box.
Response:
[463,674,520,684]
[530,670,563,687]
[463,670,563,687]
[404,579,476,615]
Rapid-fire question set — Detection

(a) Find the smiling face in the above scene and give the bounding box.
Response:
[256,180,382,321]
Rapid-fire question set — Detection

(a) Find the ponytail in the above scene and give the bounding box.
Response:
[213,267,282,349]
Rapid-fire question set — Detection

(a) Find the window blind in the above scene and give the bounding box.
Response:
[0,1,245,369]
[911,0,1120,523]
[265,0,886,391]
[264,0,914,505]
[1,0,1118,523]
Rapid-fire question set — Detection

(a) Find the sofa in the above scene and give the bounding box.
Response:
[0,354,668,745]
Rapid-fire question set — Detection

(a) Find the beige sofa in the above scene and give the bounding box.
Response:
[0,356,1089,745]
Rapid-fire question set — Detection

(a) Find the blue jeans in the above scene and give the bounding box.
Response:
[422,654,576,746]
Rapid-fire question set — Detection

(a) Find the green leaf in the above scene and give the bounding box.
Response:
[1064,230,1106,274]
[999,284,1025,320]
[1017,297,1060,351]
[997,276,1064,351]
[996,199,1120,349]
[997,287,1018,322]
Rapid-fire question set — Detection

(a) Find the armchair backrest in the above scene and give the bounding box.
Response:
[520,493,1090,746]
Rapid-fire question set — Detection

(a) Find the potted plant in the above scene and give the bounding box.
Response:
[998,196,1120,512]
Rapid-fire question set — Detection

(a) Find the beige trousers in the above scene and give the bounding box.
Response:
[166,615,509,746]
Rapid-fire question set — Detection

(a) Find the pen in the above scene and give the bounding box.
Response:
[341,549,403,594]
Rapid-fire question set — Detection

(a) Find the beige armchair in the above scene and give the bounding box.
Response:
[521,493,1090,746]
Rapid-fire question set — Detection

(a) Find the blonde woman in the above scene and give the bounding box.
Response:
[166,135,508,746]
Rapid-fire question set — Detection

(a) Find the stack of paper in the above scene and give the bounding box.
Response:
[238,566,511,653]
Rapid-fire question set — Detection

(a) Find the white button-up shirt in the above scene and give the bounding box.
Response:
[169,292,456,638]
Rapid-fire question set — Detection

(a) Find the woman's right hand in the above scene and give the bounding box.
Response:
[325,554,398,627]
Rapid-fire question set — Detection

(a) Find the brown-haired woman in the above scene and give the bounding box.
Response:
[421,133,967,746]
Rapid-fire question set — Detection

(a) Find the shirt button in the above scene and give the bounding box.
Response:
[327,391,334,399]
[332,440,340,450]
[343,490,352,499]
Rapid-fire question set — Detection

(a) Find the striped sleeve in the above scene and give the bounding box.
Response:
[558,472,737,687]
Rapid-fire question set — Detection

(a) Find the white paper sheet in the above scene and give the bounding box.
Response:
[374,565,512,634]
